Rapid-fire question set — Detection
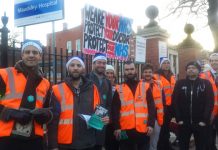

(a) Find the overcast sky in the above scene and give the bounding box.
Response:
[0,0,214,50]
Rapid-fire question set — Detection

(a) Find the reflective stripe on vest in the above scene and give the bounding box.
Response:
[155,74,175,106]
[1,93,45,104]
[163,85,171,90]
[0,67,49,137]
[165,93,172,97]
[157,109,164,113]
[0,68,45,103]
[120,110,134,117]
[154,99,162,105]
[57,84,74,112]
[136,113,148,118]
[200,71,218,115]
[119,84,124,101]
[59,119,73,125]
[152,80,164,126]
[118,82,149,133]
[121,100,134,106]
[215,91,218,96]
[54,82,100,144]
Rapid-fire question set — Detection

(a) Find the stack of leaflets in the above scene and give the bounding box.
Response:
[78,105,108,130]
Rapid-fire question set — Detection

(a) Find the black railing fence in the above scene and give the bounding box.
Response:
[5,45,140,84]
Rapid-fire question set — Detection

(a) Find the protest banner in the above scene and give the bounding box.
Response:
[83,5,132,60]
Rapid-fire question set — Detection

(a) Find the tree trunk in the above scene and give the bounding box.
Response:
[208,0,218,52]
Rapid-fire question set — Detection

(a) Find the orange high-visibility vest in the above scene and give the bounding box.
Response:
[200,71,218,116]
[153,74,176,106]
[0,67,50,137]
[151,80,164,126]
[116,81,150,133]
[52,82,100,144]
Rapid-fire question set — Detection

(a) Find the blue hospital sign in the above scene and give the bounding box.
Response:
[14,0,64,27]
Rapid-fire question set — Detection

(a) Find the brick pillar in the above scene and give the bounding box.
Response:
[136,5,169,71]
[177,24,202,79]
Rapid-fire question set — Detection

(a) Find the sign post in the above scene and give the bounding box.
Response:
[14,0,64,27]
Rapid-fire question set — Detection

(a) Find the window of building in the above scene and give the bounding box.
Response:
[67,41,72,53]
[76,39,81,51]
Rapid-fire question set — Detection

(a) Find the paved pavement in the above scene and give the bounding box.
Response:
[170,132,195,150]
[170,133,218,150]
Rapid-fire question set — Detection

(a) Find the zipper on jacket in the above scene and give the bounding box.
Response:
[190,84,193,124]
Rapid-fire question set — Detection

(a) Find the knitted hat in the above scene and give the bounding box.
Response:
[203,64,212,72]
[22,39,42,53]
[209,53,218,59]
[186,61,201,72]
[160,57,170,67]
[66,56,85,71]
[106,65,114,72]
[93,53,107,63]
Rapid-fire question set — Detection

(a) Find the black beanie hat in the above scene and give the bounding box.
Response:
[186,61,201,72]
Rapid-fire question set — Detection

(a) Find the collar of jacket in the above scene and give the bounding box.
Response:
[64,76,93,93]
[14,60,43,79]
[156,69,174,80]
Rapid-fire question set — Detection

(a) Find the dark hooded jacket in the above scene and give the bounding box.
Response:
[86,71,112,145]
[48,76,99,149]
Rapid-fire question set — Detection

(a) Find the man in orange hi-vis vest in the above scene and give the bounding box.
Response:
[0,40,52,150]
[48,56,104,150]
[199,53,218,150]
[142,63,164,150]
[153,57,176,150]
[111,60,156,150]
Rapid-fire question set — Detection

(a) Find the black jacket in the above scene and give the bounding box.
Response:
[86,72,112,145]
[172,77,214,125]
[48,76,98,149]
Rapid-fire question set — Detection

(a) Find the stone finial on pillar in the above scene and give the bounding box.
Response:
[145,5,159,27]
[1,12,9,45]
[184,24,194,38]
[177,23,202,79]
[0,12,10,67]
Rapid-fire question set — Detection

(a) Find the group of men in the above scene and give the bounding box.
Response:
[0,39,218,150]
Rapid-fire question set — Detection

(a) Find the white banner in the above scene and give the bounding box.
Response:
[135,36,146,63]
[158,41,168,62]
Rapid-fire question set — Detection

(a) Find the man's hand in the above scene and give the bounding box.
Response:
[178,121,184,125]
[147,126,153,136]
[33,109,52,125]
[199,122,206,127]
[101,116,109,125]
[114,129,121,140]
[0,108,32,125]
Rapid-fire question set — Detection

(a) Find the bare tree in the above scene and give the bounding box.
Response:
[167,0,218,52]
[8,31,21,47]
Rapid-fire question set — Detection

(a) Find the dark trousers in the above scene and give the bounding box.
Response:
[119,130,149,150]
[93,145,102,150]
[0,136,44,150]
[178,124,207,150]
[157,107,172,150]
[206,124,217,150]
[59,147,95,150]
[105,124,119,150]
